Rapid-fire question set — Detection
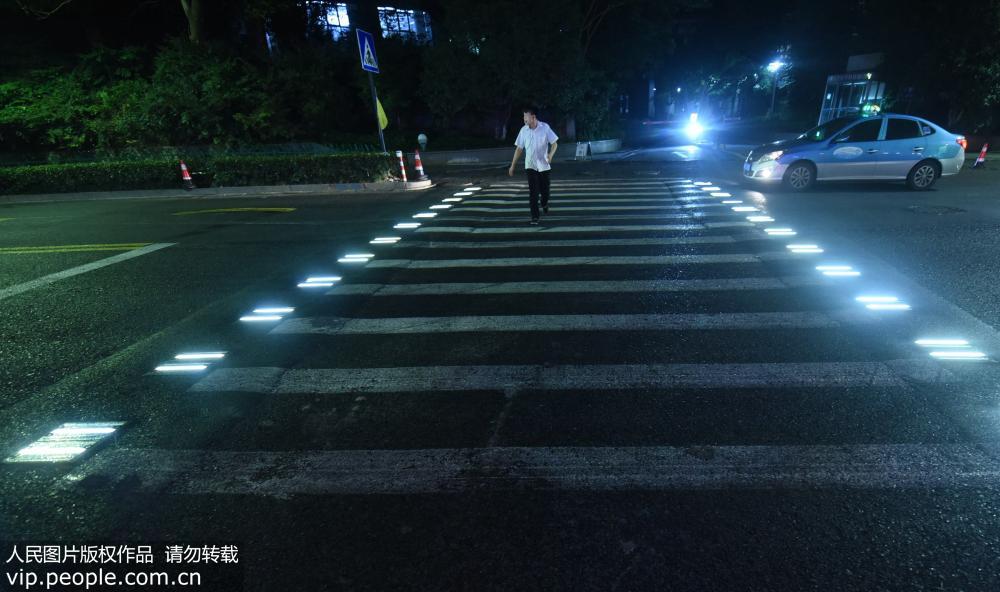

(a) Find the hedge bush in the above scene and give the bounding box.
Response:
[0,153,396,195]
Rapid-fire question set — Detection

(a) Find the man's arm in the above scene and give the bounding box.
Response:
[508,146,523,176]
[547,142,558,164]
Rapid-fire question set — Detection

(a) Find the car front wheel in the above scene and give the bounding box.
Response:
[783,162,816,192]
[906,160,939,190]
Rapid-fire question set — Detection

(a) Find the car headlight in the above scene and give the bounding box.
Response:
[756,150,783,164]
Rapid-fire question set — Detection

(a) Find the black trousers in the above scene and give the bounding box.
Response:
[526,168,550,219]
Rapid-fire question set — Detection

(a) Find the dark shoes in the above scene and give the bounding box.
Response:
[543,204,549,214]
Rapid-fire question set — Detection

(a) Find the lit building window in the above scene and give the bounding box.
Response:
[377,6,433,43]
[307,1,352,41]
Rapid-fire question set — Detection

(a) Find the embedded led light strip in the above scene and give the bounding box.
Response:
[787,244,823,254]
[395,222,421,229]
[175,352,226,360]
[855,296,910,311]
[914,339,970,348]
[765,228,797,236]
[7,422,124,463]
[928,350,987,360]
[813,264,859,277]
[747,216,775,222]
[298,276,341,288]
[241,306,294,323]
[465,187,482,191]
[711,192,732,197]
[453,192,473,197]
[370,237,401,244]
[701,186,722,191]
[155,363,209,373]
[338,253,374,263]
[442,198,463,202]
[429,204,452,210]
[732,206,759,212]
[693,182,712,186]
[722,200,743,204]
[413,213,437,218]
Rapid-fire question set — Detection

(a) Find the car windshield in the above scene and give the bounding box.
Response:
[797,117,861,141]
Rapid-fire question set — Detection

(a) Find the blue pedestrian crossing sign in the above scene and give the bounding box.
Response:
[356,28,380,74]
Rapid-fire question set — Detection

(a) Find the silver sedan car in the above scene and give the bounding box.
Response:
[743,114,967,191]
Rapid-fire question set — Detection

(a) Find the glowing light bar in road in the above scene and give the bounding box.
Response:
[732,206,759,212]
[816,265,852,271]
[855,296,899,303]
[298,282,333,288]
[915,339,970,347]
[370,237,401,244]
[413,213,437,218]
[722,200,743,204]
[465,187,482,191]
[701,187,722,191]
[6,421,124,463]
[747,216,775,222]
[338,254,373,263]
[154,363,209,373]
[175,352,226,360]
[929,350,987,360]
[442,198,463,202]
[254,307,294,314]
[240,315,283,322]
[453,192,473,197]
[693,182,712,186]
[299,275,341,288]
[787,244,823,253]
[430,204,452,210]
[791,248,824,253]
[823,270,861,277]
[787,244,819,250]
[765,228,796,236]
[865,303,911,310]
[712,193,733,197]
[395,222,421,229]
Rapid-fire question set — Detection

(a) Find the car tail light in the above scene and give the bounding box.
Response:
[957,136,968,150]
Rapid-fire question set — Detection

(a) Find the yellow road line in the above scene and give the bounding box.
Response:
[172,207,296,216]
[0,243,151,255]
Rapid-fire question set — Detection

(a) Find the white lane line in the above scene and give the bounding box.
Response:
[0,243,176,302]
[326,276,824,296]
[414,223,754,234]
[270,310,863,335]
[364,253,791,269]
[189,360,952,395]
[452,204,728,213]
[395,236,748,249]
[65,442,1000,497]
[435,213,715,223]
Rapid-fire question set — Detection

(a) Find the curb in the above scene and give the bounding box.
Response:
[0,179,434,205]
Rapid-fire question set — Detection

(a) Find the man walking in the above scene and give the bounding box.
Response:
[509,106,559,225]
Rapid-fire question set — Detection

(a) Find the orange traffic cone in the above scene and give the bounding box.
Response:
[179,161,195,190]
[973,143,989,168]
[413,150,429,181]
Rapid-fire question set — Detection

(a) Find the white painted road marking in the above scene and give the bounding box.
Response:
[188,360,951,395]
[364,253,793,269]
[0,243,175,301]
[65,443,1000,497]
[271,310,866,335]
[326,276,824,296]
[414,223,754,234]
[396,235,751,249]
[452,204,728,213]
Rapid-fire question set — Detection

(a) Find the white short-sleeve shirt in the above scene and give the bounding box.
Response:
[514,122,559,172]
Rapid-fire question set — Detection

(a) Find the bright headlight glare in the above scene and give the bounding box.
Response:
[758,150,784,163]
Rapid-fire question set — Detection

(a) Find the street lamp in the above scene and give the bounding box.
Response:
[766,60,787,118]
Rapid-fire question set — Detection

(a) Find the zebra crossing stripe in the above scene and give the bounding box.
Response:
[435,213,716,223]
[394,235,751,249]
[452,204,728,213]
[364,253,792,269]
[463,197,712,205]
[188,360,952,395]
[270,310,865,335]
[326,276,822,296]
[64,442,999,497]
[414,223,754,234]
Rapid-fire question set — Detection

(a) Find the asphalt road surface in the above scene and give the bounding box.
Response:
[4,151,1000,591]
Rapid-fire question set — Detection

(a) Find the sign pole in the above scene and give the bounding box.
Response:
[368,71,387,154]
